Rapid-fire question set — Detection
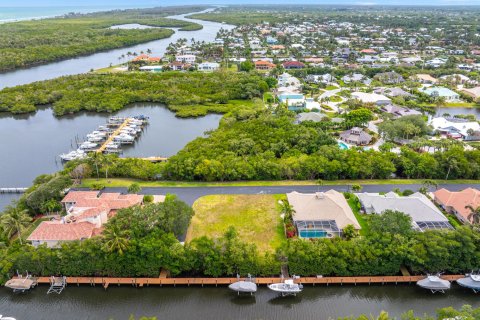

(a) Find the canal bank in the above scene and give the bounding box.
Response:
[1,283,480,320]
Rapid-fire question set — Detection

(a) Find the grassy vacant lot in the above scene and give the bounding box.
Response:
[186,194,285,252]
[79,178,480,188]
[346,195,370,236]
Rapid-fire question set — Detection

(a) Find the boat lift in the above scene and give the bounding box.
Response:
[47,276,67,294]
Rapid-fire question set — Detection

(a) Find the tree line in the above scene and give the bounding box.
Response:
[0,72,269,115]
[0,7,205,72]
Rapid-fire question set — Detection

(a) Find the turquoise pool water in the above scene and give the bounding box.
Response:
[299,229,328,238]
[338,141,349,150]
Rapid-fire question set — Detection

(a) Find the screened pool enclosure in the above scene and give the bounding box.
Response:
[295,220,341,238]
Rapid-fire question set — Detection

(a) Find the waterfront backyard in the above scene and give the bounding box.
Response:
[186,194,286,252]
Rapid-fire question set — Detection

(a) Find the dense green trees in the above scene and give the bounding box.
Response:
[0,72,267,116]
[0,6,206,71]
[378,115,432,141]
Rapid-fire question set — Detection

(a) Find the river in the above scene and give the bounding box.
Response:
[1,284,479,320]
[0,9,233,89]
[0,9,229,209]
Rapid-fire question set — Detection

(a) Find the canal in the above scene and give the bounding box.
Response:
[1,284,479,320]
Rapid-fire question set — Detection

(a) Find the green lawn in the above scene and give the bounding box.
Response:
[186,194,286,252]
[325,85,338,90]
[79,178,480,188]
[346,195,370,236]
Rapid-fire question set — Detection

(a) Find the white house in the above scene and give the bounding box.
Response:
[175,54,196,63]
[351,92,391,105]
[429,116,480,139]
[197,62,220,72]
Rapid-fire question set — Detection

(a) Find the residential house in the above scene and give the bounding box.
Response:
[28,191,143,248]
[132,54,161,63]
[339,127,372,146]
[374,72,405,84]
[356,192,453,231]
[168,61,191,71]
[295,112,327,124]
[381,104,422,118]
[282,61,305,69]
[197,62,220,72]
[420,87,460,102]
[429,116,480,140]
[304,97,321,110]
[255,60,276,70]
[351,92,392,105]
[287,190,361,238]
[139,66,163,72]
[277,92,305,108]
[374,87,413,98]
[460,87,480,101]
[412,74,438,84]
[175,54,196,63]
[434,188,480,224]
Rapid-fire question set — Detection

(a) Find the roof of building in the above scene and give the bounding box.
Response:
[27,221,96,241]
[461,86,480,99]
[287,190,361,229]
[420,86,459,97]
[429,117,480,136]
[340,127,372,144]
[413,74,438,83]
[434,188,480,222]
[356,192,451,230]
[296,112,327,123]
[351,92,391,104]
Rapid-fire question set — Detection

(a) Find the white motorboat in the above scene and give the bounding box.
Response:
[0,315,17,320]
[59,149,86,161]
[229,280,257,295]
[114,133,135,143]
[79,141,98,150]
[457,274,480,293]
[88,136,105,143]
[268,279,303,296]
[416,275,451,293]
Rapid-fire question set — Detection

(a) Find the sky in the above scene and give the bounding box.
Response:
[0,0,479,6]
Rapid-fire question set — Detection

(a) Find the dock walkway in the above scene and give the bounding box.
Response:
[28,275,465,289]
[96,118,131,153]
[0,188,28,193]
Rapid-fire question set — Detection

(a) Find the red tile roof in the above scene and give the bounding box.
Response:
[434,188,480,223]
[27,221,96,241]
[62,191,99,203]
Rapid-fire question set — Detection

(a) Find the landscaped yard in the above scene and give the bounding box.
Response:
[186,194,286,252]
[346,194,370,236]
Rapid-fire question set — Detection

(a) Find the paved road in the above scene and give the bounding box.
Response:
[81,183,480,205]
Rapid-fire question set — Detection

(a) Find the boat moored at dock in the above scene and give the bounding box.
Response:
[416,275,451,293]
[456,274,480,293]
[268,279,303,296]
[4,275,37,293]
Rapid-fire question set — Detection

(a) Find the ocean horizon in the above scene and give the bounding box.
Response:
[1,0,480,22]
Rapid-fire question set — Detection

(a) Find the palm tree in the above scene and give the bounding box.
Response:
[465,205,480,224]
[1,206,32,244]
[279,199,295,223]
[102,225,130,255]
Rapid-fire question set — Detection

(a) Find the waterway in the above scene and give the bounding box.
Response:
[0,9,234,89]
[0,103,221,188]
[436,107,480,116]
[1,284,479,320]
[0,9,230,210]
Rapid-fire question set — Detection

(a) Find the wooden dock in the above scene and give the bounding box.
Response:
[96,118,132,153]
[139,156,168,162]
[0,188,28,194]
[26,275,465,290]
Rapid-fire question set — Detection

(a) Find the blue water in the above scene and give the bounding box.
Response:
[299,229,328,238]
[0,5,152,22]
[338,141,349,150]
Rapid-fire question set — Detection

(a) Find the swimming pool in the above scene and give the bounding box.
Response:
[299,229,328,238]
[338,141,349,150]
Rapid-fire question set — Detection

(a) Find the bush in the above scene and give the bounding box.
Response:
[143,195,154,203]
[90,183,105,190]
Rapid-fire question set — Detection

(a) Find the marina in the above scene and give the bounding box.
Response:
[59,115,149,161]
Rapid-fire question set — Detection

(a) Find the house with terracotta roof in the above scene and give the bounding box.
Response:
[434,188,480,224]
[282,61,305,69]
[132,54,162,63]
[255,60,276,70]
[27,191,143,248]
